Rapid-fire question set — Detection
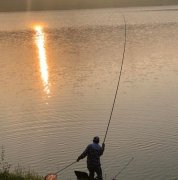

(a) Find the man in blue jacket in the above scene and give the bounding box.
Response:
[77,136,105,180]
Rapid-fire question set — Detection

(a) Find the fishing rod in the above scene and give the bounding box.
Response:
[44,160,77,179]
[54,160,77,175]
[45,14,127,180]
[103,14,127,144]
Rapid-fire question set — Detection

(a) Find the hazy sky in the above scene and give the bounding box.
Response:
[0,0,178,12]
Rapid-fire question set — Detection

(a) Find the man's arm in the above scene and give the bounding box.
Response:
[99,143,105,156]
[77,145,90,162]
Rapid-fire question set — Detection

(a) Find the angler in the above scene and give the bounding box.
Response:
[77,136,105,180]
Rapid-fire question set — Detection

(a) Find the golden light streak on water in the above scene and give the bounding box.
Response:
[34,25,50,97]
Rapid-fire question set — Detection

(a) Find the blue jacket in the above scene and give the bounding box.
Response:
[78,142,105,168]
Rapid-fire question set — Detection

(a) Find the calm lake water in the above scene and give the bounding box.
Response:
[0,6,178,180]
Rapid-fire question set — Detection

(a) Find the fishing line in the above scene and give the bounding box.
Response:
[103,14,127,144]
[112,157,134,180]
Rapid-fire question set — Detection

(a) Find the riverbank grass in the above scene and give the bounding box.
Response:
[0,146,43,180]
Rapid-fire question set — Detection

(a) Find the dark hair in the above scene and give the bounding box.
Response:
[93,136,99,143]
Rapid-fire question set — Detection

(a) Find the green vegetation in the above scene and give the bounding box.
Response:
[0,146,43,180]
[0,172,43,180]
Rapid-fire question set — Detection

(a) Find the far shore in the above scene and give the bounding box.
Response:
[0,0,178,12]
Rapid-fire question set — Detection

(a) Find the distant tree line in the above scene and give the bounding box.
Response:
[0,0,178,12]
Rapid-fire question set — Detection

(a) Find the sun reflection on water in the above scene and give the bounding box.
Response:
[34,25,50,96]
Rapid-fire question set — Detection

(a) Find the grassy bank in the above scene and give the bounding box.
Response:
[0,172,43,180]
[0,146,43,180]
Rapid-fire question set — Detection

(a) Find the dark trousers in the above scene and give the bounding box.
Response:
[88,166,103,180]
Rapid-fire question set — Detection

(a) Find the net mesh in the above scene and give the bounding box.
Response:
[44,174,57,180]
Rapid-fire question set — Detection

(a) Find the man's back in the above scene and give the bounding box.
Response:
[78,142,105,168]
[86,143,104,167]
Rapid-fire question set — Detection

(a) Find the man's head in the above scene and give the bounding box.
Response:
[93,136,100,144]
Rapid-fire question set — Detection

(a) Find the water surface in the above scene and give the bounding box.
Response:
[0,6,178,180]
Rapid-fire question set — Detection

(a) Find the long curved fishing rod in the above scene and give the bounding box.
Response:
[45,14,127,180]
[103,14,127,144]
